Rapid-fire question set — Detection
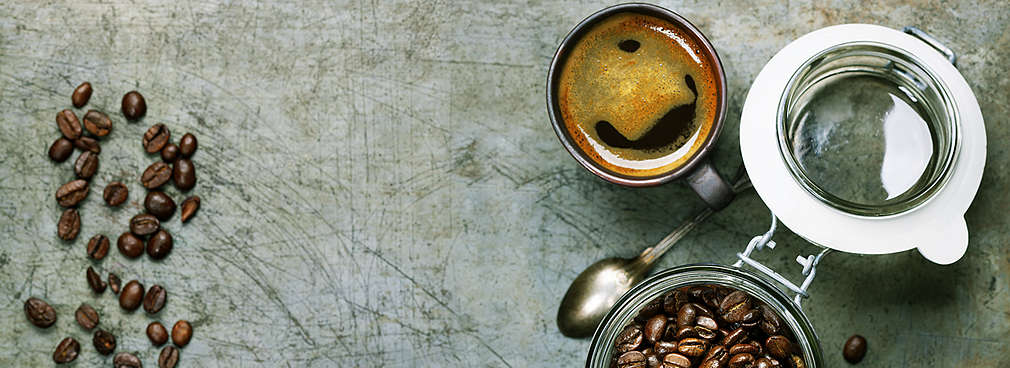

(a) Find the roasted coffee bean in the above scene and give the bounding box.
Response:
[754,357,775,368]
[49,137,74,162]
[759,305,783,335]
[729,353,754,368]
[74,151,99,179]
[56,179,89,207]
[739,308,761,326]
[159,345,179,368]
[700,288,721,309]
[130,213,160,236]
[179,133,197,157]
[663,290,688,315]
[144,284,167,314]
[86,266,106,293]
[142,161,172,189]
[644,350,660,368]
[654,341,678,356]
[843,334,866,363]
[677,338,707,357]
[672,325,696,340]
[696,315,718,330]
[143,123,171,153]
[73,136,101,153]
[722,327,746,347]
[147,229,173,259]
[119,280,145,311]
[57,109,82,140]
[662,353,692,368]
[83,110,113,137]
[148,321,169,346]
[172,320,192,347]
[93,329,116,355]
[704,345,729,365]
[694,326,717,341]
[24,297,57,328]
[729,343,759,355]
[53,337,80,363]
[748,341,763,355]
[720,291,751,323]
[122,91,146,120]
[180,195,200,223]
[618,351,646,368]
[766,335,793,359]
[644,314,667,343]
[75,303,99,330]
[677,303,696,327]
[114,352,142,368]
[104,181,129,207]
[145,191,176,220]
[57,208,81,241]
[87,234,110,260]
[616,325,643,352]
[161,143,180,162]
[690,302,713,318]
[173,158,196,190]
[118,232,145,258]
[109,273,122,294]
[72,82,92,107]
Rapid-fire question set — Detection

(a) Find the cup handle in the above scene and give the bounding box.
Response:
[685,159,735,210]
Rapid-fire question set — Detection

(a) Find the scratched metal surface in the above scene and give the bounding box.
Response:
[1,0,1008,366]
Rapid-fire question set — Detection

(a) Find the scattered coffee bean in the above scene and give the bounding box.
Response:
[57,208,81,241]
[73,136,101,153]
[145,191,176,220]
[179,133,197,157]
[143,123,171,153]
[173,158,196,190]
[72,82,92,107]
[49,137,74,162]
[161,143,180,162]
[93,329,117,355]
[57,109,82,140]
[142,161,172,189]
[73,151,99,179]
[52,337,80,364]
[56,179,89,207]
[843,334,867,364]
[103,181,129,207]
[118,232,145,258]
[114,352,142,368]
[180,196,200,223]
[147,229,173,260]
[122,91,146,120]
[130,214,160,236]
[144,284,167,314]
[119,280,145,311]
[86,266,107,293]
[159,345,179,368]
[109,273,122,294]
[24,297,57,328]
[83,110,113,137]
[147,321,169,346]
[617,351,645,368]
[171,320,192,347]
[75,303,100,330]
[87,234,110,260]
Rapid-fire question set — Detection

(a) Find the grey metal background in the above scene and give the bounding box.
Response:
[1,0,1008,366]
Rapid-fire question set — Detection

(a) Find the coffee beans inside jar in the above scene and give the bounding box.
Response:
[609,284,807,368]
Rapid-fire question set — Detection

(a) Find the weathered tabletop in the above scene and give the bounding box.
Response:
[2,1,1008,366]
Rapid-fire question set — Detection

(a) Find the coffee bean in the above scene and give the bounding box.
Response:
[72,82,92,107]
[103,181,129,207]
[108,273,121,294]
[130,213,160,236]
[56,179,89,207]
[618,351,646,368]
[144,284,167,314]
[643,348,660,368]
[75,303,100,330]
[703,345,729,365]
[720,291,751,323]
[142,161,172,189]
[83,110,113,137]
[161,143,180,162]
[57,208,81,241]
[49,137,74,162]
[74,151,99,179]
[145,191,176,220]
[93,329,116,355]
[179,133,197,157]
[677,303,697,328]
[118,232,145,258]
[722,327,746,347]
[144,123,171,153]
[677,338,707,357]
[616,325,643,352]
[654,341,678,356]
[696,315,718,330]
[172,158,196,190]
[53,337,80,363]
[119,280,145,311]
[663,290,688,315]
[753,357,775,368]
[159,345,179,368]
[765,335,793,360]
[24,297,57,328]
[729,353,754,368]
[86,266,106,293]
[644,314,667,343]
[843,334,866,363]
[662,353,692,368]
[148,321,169,346]
[146,229,173,259]
[113,352,142,368]
[729,343,759,355]
[73,136,101,153]
[171,320,192,347]
[122,91,146,120]
[690,302,713,318]
[87,234,110,260]
[57,109,82,140]
[179,196,200,223]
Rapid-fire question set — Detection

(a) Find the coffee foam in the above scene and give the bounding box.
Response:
[558,13,719,178]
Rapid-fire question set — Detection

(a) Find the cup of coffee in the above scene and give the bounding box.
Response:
[547,3,733,209]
